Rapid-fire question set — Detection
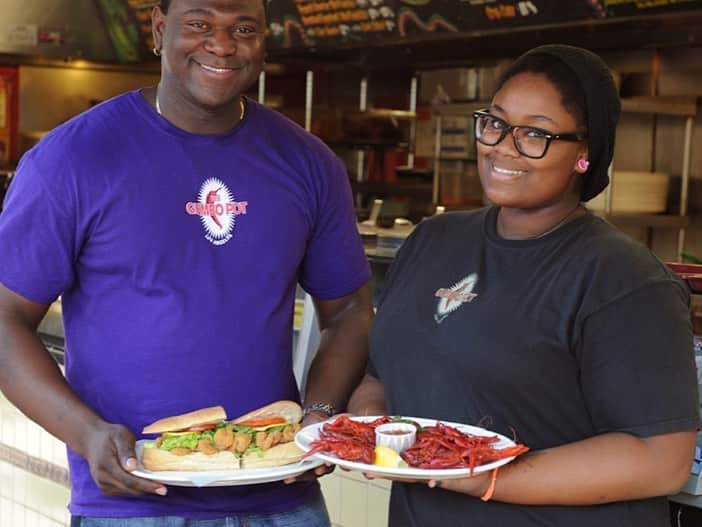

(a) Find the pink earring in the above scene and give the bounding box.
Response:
[577,159,589,171]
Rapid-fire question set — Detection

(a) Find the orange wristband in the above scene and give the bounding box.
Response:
[480,467,499,502]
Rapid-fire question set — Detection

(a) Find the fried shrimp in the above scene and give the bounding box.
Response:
[256,431,276,451]
[214,427,234,450]
[197,439,217,455]
[232,431,252,453]
[268,429,283,446]
[282,425,296,442]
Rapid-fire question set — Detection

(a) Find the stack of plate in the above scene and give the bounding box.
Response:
[587,171,670,213]
[376,222,415,257]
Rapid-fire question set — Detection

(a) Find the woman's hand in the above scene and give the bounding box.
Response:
[427,472,491,495]
[361,470,491,496]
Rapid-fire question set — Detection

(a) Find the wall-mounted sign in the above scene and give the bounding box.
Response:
[266,0,599,50]
[88,0,702,59]
[7,25,39,47]
[597,0,702,17]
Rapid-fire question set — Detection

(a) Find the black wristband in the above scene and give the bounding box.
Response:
[302,401,337,419]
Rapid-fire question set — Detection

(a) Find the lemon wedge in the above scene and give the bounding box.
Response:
[374,445,409,468]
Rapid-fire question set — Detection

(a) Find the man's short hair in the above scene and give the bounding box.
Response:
[159,0,267,17]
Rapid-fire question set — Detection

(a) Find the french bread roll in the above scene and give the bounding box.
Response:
[142,406,226,434]
[241,441,305,469]
[233,400,302,426]
[142,447,240,471]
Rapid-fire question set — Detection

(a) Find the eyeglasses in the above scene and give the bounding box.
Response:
[472,110,587,159]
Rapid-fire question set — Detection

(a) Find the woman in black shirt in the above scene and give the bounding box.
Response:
[348,44,698,527]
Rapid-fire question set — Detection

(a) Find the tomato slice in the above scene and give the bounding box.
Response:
[186,423,217,432]
[236,417,286,428]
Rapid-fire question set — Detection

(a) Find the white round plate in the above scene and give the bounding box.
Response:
[295,416,521,481]
[133,440,325,487]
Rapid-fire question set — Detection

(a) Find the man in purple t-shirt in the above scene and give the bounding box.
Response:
[0,1,372,525]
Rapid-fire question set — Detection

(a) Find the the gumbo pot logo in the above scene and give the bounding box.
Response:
[185,177,248,246]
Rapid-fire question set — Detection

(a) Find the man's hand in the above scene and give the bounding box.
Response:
[82,421,167,496]
[0,285,168,497]
[283,411,336,484]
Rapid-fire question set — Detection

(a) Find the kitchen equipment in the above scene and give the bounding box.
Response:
[360,199,383,228]
[341,111,404,144]
[358,199,383,248]
[665,263,702,294]
[395,166,433,182]
[375,219,415,257]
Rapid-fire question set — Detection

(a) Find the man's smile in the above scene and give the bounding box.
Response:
[193,59,241,75]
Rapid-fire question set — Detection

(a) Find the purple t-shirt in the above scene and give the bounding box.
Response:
[0,91,370,518]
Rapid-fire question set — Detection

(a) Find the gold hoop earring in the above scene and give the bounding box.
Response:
[152,47,161,57]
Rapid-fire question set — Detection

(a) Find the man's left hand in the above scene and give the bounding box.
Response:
[283,412,336,484]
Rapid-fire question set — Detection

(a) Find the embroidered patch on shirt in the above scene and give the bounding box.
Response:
[434,273,478,323]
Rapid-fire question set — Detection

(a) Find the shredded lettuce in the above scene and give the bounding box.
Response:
[231,425,252,433]
[266,425,287,433]
[200,429,216,442]
[160,433,201,451]
[245,445,264,458]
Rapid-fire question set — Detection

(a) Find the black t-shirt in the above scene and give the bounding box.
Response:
[369,206,699,527]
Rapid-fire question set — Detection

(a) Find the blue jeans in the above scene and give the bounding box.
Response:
[70,496,330,527]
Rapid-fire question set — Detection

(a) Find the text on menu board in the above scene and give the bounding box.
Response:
[598,0,702,16]
[266,0,600,50]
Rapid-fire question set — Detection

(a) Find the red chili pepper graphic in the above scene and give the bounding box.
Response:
[206,188,223,229]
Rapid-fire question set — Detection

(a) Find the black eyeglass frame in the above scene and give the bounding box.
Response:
[472,110,587,159]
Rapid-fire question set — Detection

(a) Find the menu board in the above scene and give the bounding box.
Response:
[597,0,702,17]
[266,0,599,50]
[93,0,702,58]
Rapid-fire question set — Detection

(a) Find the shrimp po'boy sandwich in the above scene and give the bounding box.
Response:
[141,401,304,471]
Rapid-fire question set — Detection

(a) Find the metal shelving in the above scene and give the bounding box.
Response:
[603,96,698,261]
[429,97,697,258]
[431,102,485,205]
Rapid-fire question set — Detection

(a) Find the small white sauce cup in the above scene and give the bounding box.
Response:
[375,423,417,453]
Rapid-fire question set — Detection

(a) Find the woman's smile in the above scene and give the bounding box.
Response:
[489,161,528,181]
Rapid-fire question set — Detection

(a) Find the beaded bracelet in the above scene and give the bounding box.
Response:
[302,401,337,419]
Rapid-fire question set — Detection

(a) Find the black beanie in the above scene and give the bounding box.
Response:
[513,45,621,201]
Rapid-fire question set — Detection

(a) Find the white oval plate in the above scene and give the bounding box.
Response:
[295,416,521,481]
[133,440,325,487]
